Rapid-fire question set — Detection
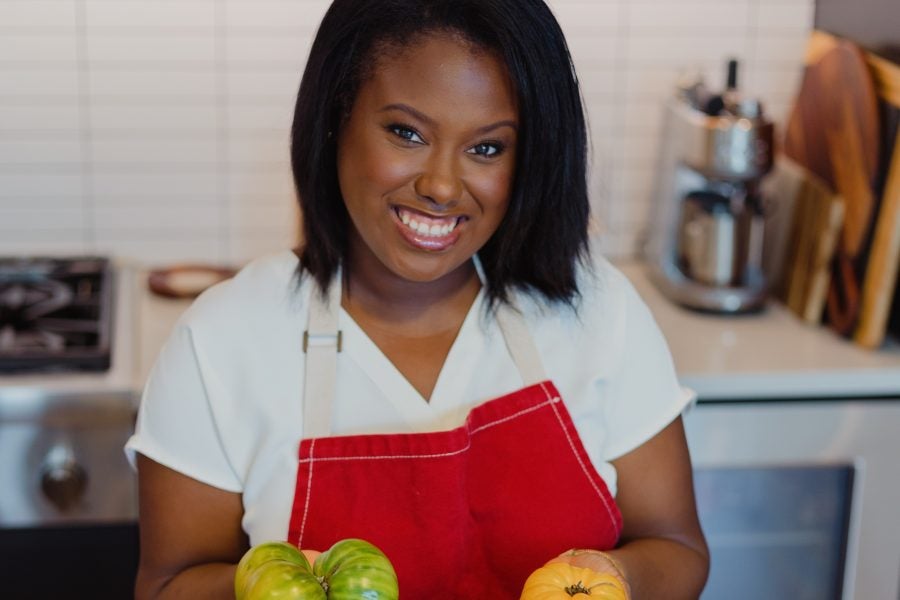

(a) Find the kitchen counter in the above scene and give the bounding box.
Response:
[617,261,900,401]
[134,262,900,402]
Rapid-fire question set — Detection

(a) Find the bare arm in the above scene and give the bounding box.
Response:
[554,416,709,598]
[135,454,249,600]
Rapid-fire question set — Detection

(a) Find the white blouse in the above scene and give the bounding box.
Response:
[126,247,694,545]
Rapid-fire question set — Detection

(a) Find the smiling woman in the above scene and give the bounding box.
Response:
[337,34,517,286]
[126,1,709,599]
[292,1,591,308]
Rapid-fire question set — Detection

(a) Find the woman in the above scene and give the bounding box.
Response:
[127,0,710,598]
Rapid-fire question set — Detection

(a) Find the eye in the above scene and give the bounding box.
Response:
[387,124,425,145]
[467,142,505,158]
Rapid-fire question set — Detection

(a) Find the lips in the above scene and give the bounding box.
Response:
[392,205,466,251]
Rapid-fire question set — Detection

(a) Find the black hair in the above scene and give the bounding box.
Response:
[291,0,590,306]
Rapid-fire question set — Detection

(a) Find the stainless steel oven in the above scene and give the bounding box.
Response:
[0,390,139,599]
[685,398,900,600]
[0,257,140,599]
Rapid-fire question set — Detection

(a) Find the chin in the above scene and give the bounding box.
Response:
[387,251,468,284]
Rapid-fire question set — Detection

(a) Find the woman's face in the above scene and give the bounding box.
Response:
[336,33,518,285]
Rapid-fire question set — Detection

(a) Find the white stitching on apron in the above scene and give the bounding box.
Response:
[297,396,559,464]
[297,438,316,546]
[540,381,621,536]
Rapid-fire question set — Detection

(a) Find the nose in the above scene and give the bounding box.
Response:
[413,149,463,207]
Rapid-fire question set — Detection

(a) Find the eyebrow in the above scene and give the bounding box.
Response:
[379,103,517,134]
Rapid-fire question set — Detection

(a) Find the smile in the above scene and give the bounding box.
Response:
[391,205,467,252]
[394,206,463,238]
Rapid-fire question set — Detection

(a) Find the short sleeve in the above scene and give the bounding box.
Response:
[600,275,696,461]
[124,321,243,492]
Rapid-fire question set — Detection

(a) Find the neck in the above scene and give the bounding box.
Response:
[342,242,480,323]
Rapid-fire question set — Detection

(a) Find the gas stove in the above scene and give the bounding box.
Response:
[0,257,114,374]
[0,253,138,528]
[0,256,140,597]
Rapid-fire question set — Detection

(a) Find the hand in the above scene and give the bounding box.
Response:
[301,548,322,565]
[546,548,631,598]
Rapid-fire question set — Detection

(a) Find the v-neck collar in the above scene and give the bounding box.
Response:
[338,285,487,430]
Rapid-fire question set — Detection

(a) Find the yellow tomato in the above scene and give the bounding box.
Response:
[520,562,629,600]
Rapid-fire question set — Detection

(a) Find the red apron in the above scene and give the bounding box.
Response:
[287,278,622,598]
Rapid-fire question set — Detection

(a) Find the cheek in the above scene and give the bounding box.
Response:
[342,139,416,200]
[470,165,515,219]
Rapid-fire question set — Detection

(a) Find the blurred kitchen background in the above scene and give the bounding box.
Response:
[0,0,814,263]
[4,1,900,600]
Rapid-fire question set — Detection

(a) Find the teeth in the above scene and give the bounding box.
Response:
[396,207,460,238]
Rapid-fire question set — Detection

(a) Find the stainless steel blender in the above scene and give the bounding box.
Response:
[644,60,775,313]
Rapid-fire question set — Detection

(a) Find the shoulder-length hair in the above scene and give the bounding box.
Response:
[291,0,590,306]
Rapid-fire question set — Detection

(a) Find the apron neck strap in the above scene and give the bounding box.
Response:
[302,268,547,438]
[302,273,342,439]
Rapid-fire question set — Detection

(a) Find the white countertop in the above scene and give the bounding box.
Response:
[128,262,900,403]
[617,261,900,401]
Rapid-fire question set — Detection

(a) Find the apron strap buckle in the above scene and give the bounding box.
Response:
[303,330,343,353]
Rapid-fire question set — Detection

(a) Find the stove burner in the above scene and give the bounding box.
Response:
[0,257,113,373]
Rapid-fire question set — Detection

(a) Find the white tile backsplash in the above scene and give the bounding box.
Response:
[91,171,220,203]
[1,69,79,96]
[225,70,302,100]
[0,205,85,230]
[226,102,294,133]
[88,69,218,99]
[0,172,84,200]
[93,204,220,233]
[756,3,815,31]
[227,165,295,202]
[224,35,312,66]
[228,198,299,232]
[88,103,219,133]
[0,138,82,165]
[223,1,328,34]
[626,1,752,34]
[86,35,217,64]
[0,231,88,256]
[0,0,814,265]
[0,34,78,64]
[0,1,77,31]
[90,138,218,166]
[752,31,811,64]
[83,1,216,33]
[92,233,223,265]
[624,32,752,67]
[566,33,620,69]
[0,103,81,132]
[548,2,621,35]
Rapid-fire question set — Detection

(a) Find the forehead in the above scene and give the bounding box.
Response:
[356,33,518,123]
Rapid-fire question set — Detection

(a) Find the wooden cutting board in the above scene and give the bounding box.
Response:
[856,102,900,347]
[761,158,804,295]
[776,159,846,324]
[783,32,881,336]
[849,48,900,348]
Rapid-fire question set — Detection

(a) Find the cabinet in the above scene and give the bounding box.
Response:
[685,399,900,600]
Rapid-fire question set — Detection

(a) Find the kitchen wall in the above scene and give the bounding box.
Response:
[0,0,814,266]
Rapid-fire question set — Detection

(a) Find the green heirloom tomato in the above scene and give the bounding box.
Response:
[244,560,326,600]
[313,539,399,600]
[235,542,311,599]
[236,538,398,600]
